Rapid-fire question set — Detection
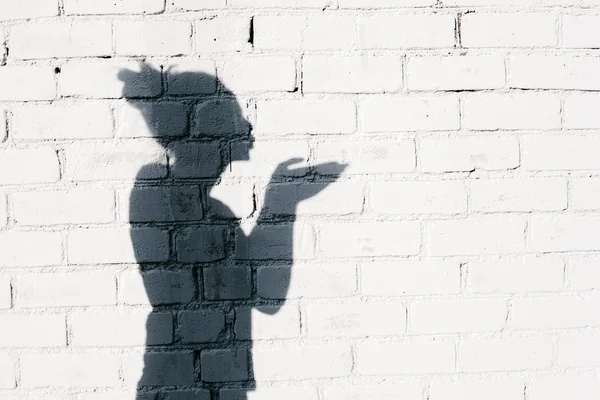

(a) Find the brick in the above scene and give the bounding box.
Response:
[21,354,119,388]
[323,385,423,400]
[463,92,561,130]
[254,16,304,49]
[253,345,352,380]
[78,393,138,400]
[429,216,526,256]
[173,0,225,9]
[0,355,16,389]
[429,379,524,400]
[201,349,248,382]
[510,296,600,329]
[470,178,567,212]
[115,20,191,56]
[0,314,65,347]
[64,142,167,181]
[64,0,165,14]
[169,141,221,178]
[13,102,113,140]
[120,270,195,305]
[510,55,600,90]
[407,55,505,91]
[445,0,535,3]
[563,14,600,48]
[193,99,250,138]
[68,227,169,264]
[236,223,315,260]
[176,228,226,262]
[308,302,406,337]
[570,256,600,290]
[0,149,59,185]
[0,0,58,20]
[203,267,251,300]
[0,66,55,100]
[0,275,10,309]
[258,264,357,299]
[462,13,557,47]
[230,0,332,7]
[459,338,554,372]
[216,262,255,295]
[164,390,211,400]
[0,192,6,228]
[357,14,455,49]
[564,93,600,129]
[524,135,600,171]
[362,260,460,296]
[263,182,363,216]
[235,306,300,339]
[319,221,421,257]
[411,299,506,334]
[0,231,62,267]
[166,60,217,95]
[0,107,5,142]
[179,310,226,343]
[71,311,171,346]
[255,14,355,50]
[17,272,115,308]
[123,352,194,386]
[468,256,564,294]
[421,137,520,172]
[126,186,202,222]
[10,20,112,59]
[222,388,318,400]
[61,60,162,98]
[529,375,600,400]
[358,341,455,375]
[371,180,467,215]
[304,56,402,93]
[313,139,416,174]
[530,215,600,252]
[195,17,250,53]
[227,141,309,177]
[257,100,356,135]
[208,182,254,219]
[220,57,296,93]
[118,101,188,138]
[558,335,600,367]
[304,16,355,50]
[13,189,115,225]
[362,96,460,132]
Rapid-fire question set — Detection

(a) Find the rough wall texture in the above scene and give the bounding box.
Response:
[2,0,600,399]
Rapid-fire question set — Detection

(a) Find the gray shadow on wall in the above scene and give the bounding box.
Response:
[119,65,345,400]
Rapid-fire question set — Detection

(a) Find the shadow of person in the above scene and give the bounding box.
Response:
[118,64,346,400]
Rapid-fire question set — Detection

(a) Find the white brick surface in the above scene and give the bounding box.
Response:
[362,96,460,132]
[16,272,116,308]
[463,92,561,130]
[357,15,455,49]
[459,338,554,372]
[462,13,557,47]
[12,102,114,140]
[0,66,56,101]
[2,0,599,396]
[10,21,112,59]
[407,55,505,91]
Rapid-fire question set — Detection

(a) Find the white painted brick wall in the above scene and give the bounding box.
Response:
[1,1,600,399]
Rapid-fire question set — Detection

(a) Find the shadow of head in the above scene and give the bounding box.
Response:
[118,63,253,161]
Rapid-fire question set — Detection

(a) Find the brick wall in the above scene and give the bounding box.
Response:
[1,0,600,399]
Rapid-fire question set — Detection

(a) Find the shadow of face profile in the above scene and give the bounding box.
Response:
[118,63,253,165]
